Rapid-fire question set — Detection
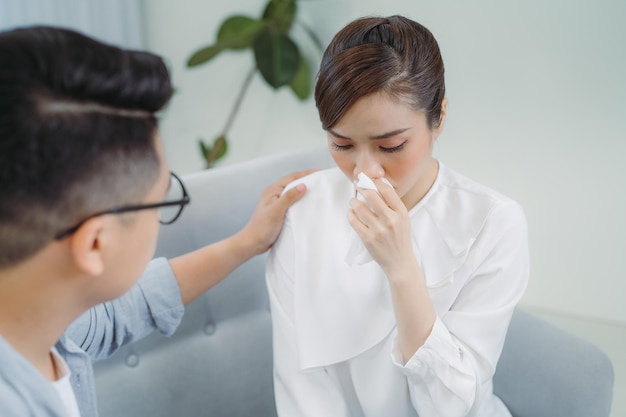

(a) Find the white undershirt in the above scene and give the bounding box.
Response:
[50,347,82,417]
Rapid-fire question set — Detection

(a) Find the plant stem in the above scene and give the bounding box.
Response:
[221,66,257,136]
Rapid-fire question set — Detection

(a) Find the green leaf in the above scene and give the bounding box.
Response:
[211,135,228,161]
[199,136,228,169]
[254,30,299,88]
[187,15,266,67]
[198,139,210,159]
[187,44,224,67]
[198,138,211,167]
[289,52,311,100]
[262,0,296,34]
[217,15,266,50]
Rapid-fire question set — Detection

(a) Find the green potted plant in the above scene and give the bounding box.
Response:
[187,0,322,168]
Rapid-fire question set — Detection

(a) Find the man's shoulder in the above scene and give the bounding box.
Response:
[0,340,58,415]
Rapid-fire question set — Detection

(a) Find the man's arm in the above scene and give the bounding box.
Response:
[170,169,313,305]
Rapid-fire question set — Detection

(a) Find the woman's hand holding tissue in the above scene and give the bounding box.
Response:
[347,175,436,361]
[347,177,417,278]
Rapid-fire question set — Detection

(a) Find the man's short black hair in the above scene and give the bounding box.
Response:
[0,26,173,268]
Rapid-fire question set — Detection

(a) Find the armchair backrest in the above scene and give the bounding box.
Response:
[494,309,614,417]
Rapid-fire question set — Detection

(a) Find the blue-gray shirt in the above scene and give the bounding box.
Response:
[0,258,185,416]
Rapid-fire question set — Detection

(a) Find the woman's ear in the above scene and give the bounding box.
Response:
[68,218,106,277]
[433,98,448,139]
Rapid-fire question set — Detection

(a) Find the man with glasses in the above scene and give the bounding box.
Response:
[53,172,191,240]
[0,26,312,416]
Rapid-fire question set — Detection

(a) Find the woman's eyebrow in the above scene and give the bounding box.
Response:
[328,129,351,139]
[370,128,410,139]
[328,128,410,140]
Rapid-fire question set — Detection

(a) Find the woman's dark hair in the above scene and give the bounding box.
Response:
[0,26,173,267]
[314,15,445,130]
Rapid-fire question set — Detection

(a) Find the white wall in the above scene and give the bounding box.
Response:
[143,0,626,325]
[142,0,325,171]
[0,0,144,49]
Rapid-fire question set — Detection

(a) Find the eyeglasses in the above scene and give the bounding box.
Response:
[54,172,191,240]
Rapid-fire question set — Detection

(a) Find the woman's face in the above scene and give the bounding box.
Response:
[327,91,446,209]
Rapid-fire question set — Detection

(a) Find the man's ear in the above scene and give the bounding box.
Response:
[68,218,107,276]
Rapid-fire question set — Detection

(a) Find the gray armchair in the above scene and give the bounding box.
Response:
[93,147,614,417]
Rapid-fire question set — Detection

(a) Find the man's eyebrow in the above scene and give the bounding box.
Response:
[328,128,410,140]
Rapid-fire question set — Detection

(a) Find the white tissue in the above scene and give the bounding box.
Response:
[345,173,392,266]
[354,172,392,205]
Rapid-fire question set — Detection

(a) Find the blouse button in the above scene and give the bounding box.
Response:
[204,322,216,335]
[126,353,140,368]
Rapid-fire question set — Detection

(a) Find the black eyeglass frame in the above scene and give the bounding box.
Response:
[54,172,191,240]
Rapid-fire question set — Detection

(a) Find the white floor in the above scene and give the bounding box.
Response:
[526,307,625,417]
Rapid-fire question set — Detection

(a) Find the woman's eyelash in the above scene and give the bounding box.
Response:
[380,141,407,153]
[331,143,352,151]
[331,141,406,152]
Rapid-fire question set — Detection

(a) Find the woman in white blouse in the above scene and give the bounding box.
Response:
[266,15,529,417]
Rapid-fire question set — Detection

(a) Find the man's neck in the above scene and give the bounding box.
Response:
[0,256,85,381]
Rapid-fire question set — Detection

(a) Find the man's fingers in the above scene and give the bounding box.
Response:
[277,183,306,208]
[265,169,316,201]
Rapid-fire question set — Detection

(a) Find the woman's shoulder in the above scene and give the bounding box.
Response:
[282,168,352,220]
[286,167,345,187]
[434,163,527,220]
[422,163,527,252]
[437,163,517,206]
[285,167,351,201]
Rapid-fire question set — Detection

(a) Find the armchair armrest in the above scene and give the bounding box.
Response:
[494,308,614,417]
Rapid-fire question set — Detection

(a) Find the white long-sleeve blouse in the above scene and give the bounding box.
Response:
[266,163,529,417]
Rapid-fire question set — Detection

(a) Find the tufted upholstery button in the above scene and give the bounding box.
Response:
[204,323,216,335]
[125,353,140,368]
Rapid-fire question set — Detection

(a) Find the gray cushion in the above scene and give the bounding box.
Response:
[494,309,614,417]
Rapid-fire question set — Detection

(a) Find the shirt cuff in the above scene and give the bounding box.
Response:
[137,257,185,337]
[391,316,462,380]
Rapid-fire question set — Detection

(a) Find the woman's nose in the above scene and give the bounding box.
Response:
[354,151,384,180]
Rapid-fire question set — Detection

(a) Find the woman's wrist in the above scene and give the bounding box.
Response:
[381,254,423,285]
